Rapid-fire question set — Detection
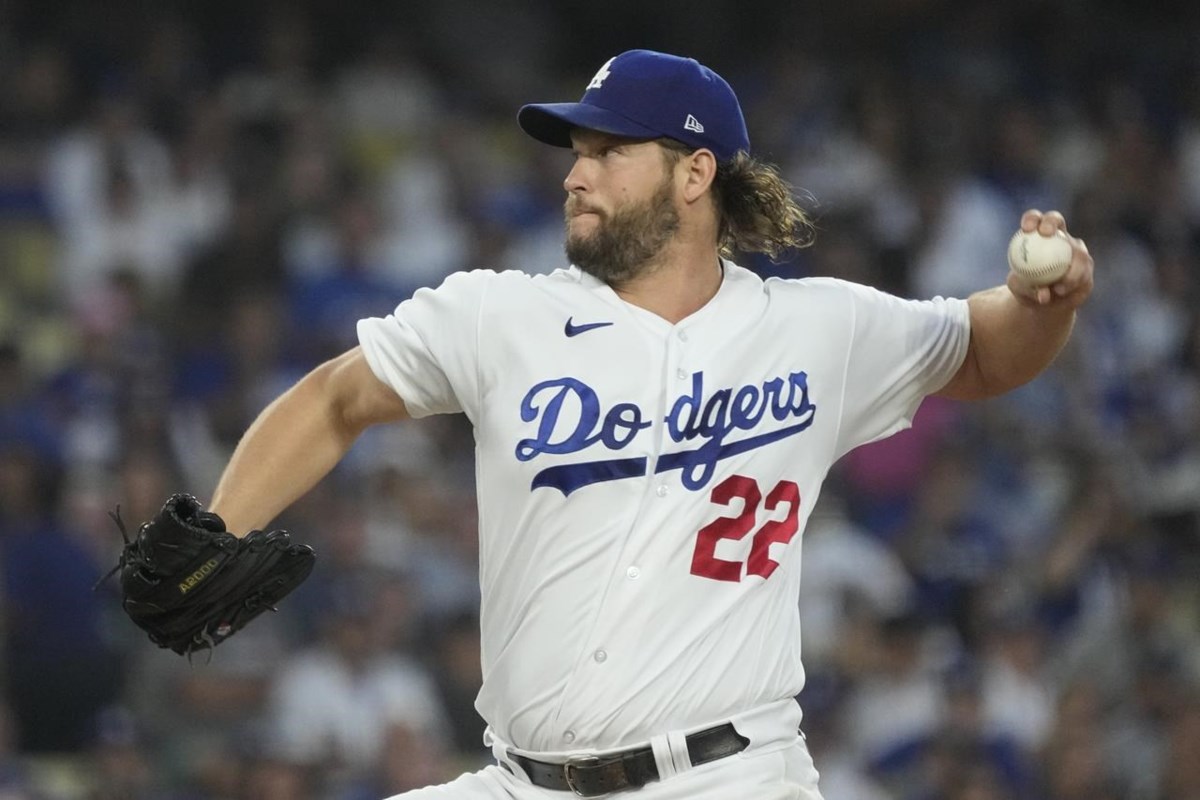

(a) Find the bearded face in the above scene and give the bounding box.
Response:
[564,170,681,285]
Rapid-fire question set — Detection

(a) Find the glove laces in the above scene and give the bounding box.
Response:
[93,505,158,591]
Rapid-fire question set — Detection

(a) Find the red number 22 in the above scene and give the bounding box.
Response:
[690,475,801,582]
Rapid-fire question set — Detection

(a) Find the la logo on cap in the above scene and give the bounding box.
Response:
[587,57,616,90]
[517,49,752,163]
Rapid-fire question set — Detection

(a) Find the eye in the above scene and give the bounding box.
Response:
[569,144,621,160]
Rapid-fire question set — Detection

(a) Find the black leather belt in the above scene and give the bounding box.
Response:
[508,722,750,797]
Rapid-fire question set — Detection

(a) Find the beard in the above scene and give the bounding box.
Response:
[564,175,680,285]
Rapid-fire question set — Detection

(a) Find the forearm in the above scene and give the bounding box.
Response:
[209,360,361,534]
[942,285,1076,401]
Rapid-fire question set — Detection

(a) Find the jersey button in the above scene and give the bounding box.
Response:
[626,566,640,579]
[655,484,668,497]
[676,367,688,380]
[593,650,608,663]
[677,330,689,342]
[563,730,576,743]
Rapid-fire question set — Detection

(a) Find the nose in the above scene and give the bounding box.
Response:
[563,158,589,194]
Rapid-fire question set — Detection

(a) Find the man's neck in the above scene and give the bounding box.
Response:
[609,244,723,324]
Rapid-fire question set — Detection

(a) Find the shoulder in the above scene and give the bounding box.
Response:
[712,262,868,320]
[761,273,874,300]
[719,259,859,299]
[750,269,875,315]
[428,266,584,298]
[762,273,951,312]
[751,271,968,335]
[435,265,581,285]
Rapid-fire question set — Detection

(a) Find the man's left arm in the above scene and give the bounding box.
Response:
[936,209,1095,402]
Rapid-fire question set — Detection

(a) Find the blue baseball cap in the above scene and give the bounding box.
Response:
[518,49,750,163]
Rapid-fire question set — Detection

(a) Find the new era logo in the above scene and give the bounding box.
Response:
[684,114,705,133]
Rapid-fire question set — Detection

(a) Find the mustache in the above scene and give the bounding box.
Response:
[565,197,604,218]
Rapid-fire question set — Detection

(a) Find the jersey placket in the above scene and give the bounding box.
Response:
[549,318,688,747]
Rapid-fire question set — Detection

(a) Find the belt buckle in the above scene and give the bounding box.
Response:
[563,755,613,797]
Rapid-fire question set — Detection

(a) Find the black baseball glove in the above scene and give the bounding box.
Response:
[101,493,315,656]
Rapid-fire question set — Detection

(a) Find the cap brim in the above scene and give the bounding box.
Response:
[518,102,664,148]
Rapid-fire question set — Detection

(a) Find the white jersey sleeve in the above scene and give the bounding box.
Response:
[832,280,969,458]
[356,269,490,422]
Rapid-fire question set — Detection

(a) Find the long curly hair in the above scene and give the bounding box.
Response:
[660,139,815,261]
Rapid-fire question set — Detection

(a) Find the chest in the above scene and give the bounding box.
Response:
[477,300,846,498]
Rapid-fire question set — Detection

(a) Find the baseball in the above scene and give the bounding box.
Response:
[1007,229,1073,286]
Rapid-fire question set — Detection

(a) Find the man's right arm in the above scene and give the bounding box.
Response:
[208,346,409,534]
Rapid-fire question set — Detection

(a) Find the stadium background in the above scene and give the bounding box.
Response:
[1,0,1199,797]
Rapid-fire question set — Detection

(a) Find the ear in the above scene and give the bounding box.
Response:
[679,148,717,204]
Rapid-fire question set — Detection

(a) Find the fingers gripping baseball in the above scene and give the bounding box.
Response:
[1007,209,1094,308]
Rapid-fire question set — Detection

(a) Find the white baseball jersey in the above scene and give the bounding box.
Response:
[357,260,969,755]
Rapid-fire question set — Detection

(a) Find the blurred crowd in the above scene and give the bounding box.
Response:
[0,1,1199,798]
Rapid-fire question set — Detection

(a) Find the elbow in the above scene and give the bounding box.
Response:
[935,344,1030,402]
[308,354,367,445]
[317,346,409,437]
[937,358,1045,402]
[935,346,991,402]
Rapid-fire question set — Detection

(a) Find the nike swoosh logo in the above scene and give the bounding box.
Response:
[564,317,614,337]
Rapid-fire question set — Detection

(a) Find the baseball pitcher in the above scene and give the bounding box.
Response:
[109,50,1094,798]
